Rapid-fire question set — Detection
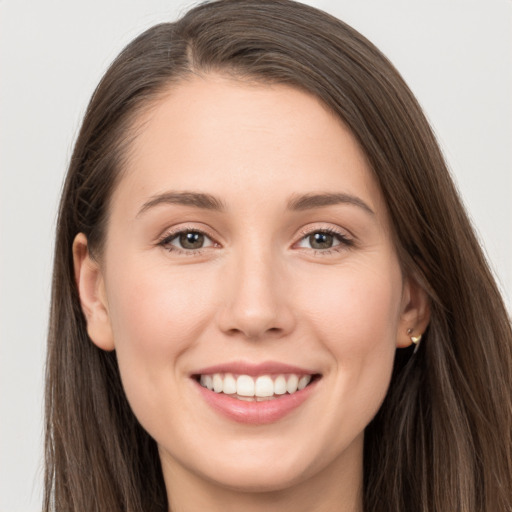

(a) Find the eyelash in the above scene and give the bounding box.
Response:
[295,227,354,256]
[157,226,217,255]
[157,226,354,256]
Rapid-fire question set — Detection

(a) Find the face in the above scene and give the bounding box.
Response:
[75,75,427,497]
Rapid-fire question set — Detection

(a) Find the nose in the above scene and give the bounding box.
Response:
[216,248,296,341]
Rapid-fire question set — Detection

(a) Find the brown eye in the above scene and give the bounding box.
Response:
[179,232,205,249]
[296,229,352,252]
[160,230,215,252]
[308,232,334,249]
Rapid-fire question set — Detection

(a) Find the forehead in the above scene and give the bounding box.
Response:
[113,74,386,220]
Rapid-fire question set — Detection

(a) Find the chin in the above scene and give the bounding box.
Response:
[201,459,311,494]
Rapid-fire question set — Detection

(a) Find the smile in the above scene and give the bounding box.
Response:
[192,362,321,424]
[198,373,313,400]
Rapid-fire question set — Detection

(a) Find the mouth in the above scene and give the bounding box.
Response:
[194,372,321,401]
[191,362,322,424]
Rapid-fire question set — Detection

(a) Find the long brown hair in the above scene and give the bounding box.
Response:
[45,1,512,510]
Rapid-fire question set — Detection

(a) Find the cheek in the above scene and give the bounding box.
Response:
[107,257,216,349]
[300,258,403,350]
[295,258,402,421]
[104,257,218,412]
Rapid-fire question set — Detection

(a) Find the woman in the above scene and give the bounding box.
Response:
[44,0,512,510]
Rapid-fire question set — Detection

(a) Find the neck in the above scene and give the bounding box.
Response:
[160,437,364,512]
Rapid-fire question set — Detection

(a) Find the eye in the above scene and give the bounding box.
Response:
[295,229,352,251]
[159,229,216,252]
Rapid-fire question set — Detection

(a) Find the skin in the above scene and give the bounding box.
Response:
[74,75,430,512]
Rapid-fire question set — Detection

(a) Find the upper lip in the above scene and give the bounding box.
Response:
[191,360,318,377]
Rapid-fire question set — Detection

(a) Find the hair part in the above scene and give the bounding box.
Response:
[45,1,512,510]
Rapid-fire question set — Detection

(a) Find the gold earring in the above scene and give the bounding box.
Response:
[407,328,422,354]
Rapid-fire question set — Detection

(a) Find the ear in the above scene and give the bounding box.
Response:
[72,233,115,351]
[396,274,431,348]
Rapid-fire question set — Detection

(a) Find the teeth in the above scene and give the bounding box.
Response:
[254,375,274,397]
[200,374,213,391]
[298,375,310,390]
[286,374,299,394]
[237,375,255,396]
[199,373,313,397]
[274,375,287,395]
[213,374,223,393]
[223,373,237,395]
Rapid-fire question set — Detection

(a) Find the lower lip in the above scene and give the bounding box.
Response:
[194,378,319,424]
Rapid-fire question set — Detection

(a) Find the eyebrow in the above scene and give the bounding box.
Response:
[136,190,374,217]
[137,191,226,217]
[287,192,375,215]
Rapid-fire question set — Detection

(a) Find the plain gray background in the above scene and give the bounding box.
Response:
[1,0,511,510]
